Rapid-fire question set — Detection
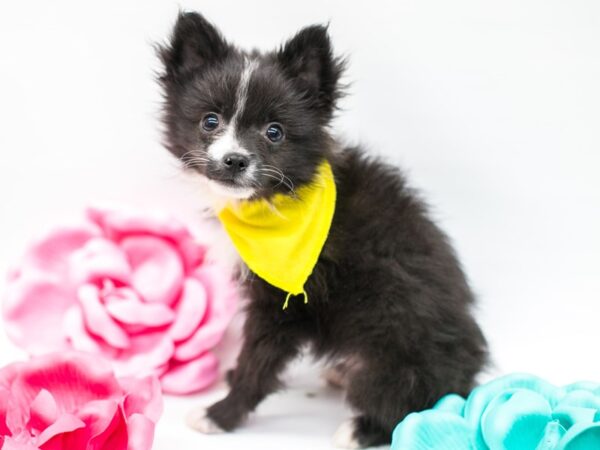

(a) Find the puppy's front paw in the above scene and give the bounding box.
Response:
[186,407,225,434]
[333,419,361,449]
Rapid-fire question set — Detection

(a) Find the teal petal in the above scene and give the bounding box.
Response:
[434,394,467,415]
[481,389,552,450]
[392,374,600,450]
[464,374,558,448]
[557,390,600,410]
[536,421,567,450]
[558,423,600,450]
[391,410,477,450]
[562,381,600,394]
[553,406,598,429]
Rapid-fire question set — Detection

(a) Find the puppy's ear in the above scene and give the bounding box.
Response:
[159,12,231,80]
[277,25,345,117]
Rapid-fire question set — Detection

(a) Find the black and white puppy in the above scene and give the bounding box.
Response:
[158,12,487,448]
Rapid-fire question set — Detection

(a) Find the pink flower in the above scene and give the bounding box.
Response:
[3,207,238,394]
[0,352,162,450]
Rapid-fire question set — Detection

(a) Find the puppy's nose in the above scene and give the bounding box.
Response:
[222,153,250,173]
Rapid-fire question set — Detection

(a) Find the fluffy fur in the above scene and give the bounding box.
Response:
[158,12,487,448]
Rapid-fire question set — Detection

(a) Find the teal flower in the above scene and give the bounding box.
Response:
[392,374,600,450]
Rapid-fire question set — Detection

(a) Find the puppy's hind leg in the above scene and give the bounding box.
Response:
[333,416,389,449]
[335,363,431,448]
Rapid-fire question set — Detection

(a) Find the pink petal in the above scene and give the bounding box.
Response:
[3,273,72,354]
[160,353,219,394]
[77,284,130,349]
[88,410,128,450]
[168,278,208,342]
[27,389,58,433]
[79,400,128,450]
[63,307,121,367]
[175,236,206,273]
[20,223,100,277]
[63,307,106,355]
[120,376,163,423]
[77,399,118,434]
[153,364,169,378]
[68,238,131,286]
[0,385,14,435]
[87,207,188,241]
[2,438,40,450]
[126,414,155,450]
[2,365,28,435]
[172,264,237,362]
[105,295,175,328]
[194,264,238,325]
[0,359,20,389]
[86,207,205,272]
[120,236,184,305]
[173,322,226,362]
[111,333,174,378]
[9,353,122,415]
[38,400,123,450]
[36,413,85,447]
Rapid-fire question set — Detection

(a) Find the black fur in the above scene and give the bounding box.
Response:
[158,12,487,447]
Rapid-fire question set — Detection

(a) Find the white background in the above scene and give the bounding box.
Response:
[0,1,599,449]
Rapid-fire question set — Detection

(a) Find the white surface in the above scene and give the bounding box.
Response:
[1,1,599,449]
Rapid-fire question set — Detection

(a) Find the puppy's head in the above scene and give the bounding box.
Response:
[158,12,344,201]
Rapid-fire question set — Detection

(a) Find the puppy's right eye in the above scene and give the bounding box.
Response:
[201,113,220,132]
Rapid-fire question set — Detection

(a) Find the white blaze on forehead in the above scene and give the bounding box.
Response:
[234,58,258,120]
[206,58,258,162]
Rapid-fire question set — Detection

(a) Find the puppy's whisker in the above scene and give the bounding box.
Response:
[183,159,209,166]
[181,151,211,167]
[260,166,296,197]
[264,167,295,192]
[259,168,294,192]
[180,150,207,160]
[181,153,211,169]
[182,155,210,163]
[259,167,284,178]
[182,162,208,170]
[260,172,286,189]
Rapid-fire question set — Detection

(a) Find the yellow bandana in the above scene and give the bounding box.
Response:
[217,160,336,309]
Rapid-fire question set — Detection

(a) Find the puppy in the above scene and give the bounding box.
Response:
[158,12,487,448]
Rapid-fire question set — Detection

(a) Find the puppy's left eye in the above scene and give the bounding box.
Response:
[201,113,220,132]
[265,124,284,143]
